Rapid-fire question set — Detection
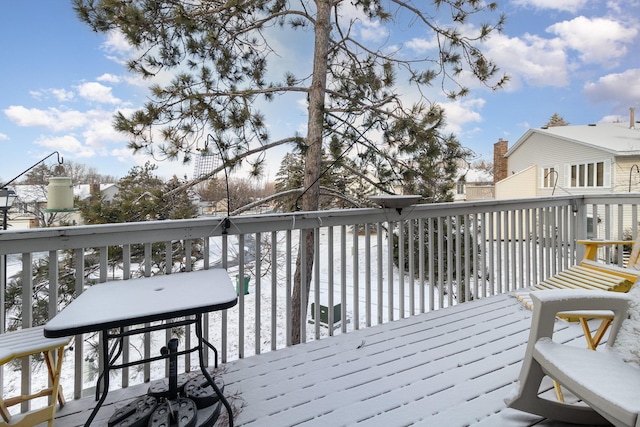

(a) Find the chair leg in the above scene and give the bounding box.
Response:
[46,346,65,427]
[44,347,66,408]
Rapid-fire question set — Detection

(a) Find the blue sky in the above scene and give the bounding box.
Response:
[1,0,639,184]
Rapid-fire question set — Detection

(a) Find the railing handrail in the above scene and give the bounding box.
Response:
[1,193,623,254]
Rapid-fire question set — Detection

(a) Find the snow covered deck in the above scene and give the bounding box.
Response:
[51,293,600,426]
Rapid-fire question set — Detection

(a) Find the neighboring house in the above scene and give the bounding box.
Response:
[6,183,117,229]
[453,166,494,202]
[494,110,640,236]
[75,183,119,204]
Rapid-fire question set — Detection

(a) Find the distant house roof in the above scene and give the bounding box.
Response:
[74,183,118,201]
[506,122,640,157]
[455,167,493,183]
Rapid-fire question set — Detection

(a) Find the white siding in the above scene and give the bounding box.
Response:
[614,157,640,192]
[495,165,536,199]
[507,132,614,195]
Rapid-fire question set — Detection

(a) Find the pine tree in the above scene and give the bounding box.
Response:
[74,0,507,343]
[545,113,570,127]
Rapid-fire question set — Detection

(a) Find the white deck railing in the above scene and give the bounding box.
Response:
[0,193,639,410]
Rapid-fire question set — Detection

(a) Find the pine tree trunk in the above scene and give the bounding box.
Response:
[291,0,332,345]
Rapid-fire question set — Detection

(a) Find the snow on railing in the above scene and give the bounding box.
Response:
[0,193,639,413]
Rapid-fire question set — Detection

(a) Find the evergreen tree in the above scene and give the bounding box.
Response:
[274,151,306,212]
[78,162,199,275]
[545,113,570,127]
[74,0,507,343]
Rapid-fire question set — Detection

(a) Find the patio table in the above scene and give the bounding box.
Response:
[44,268,238,426]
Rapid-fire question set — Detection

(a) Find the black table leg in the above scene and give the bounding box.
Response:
[85,329,112,426]
[195,314,233,427]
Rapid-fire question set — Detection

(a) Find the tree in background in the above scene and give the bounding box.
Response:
[545,113,570,127]
[274,138,361,211]
[78,162,199,275]
[80,162,197,224]
[197,177,271,214]
[74,0,507,343]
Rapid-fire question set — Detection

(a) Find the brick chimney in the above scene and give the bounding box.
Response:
[493,139,508,184]
[90,183,101,196]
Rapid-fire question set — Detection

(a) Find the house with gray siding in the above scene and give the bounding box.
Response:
[495,111,640,237]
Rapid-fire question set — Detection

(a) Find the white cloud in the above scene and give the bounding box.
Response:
[97,73,121,84]
[29,90,45,100]
[34,135,96,158]
[4,106,88,131]
[336,1,390,43]
[111,147,194,180]
[512,0,588,13]
[583,68,640,108]
[76,82,121,104]
[405,37,438,54]
[81,111,127,152]
[359,20,389,43]
[50,88,75,102]
[600,114,626,123]
[441,98,486,135]
[103,30,135,61]
[3,105,131,159]
[484,32,569,89]
[28,88,74,102]
[547,16,637,66]
[605,0,640,15]
[0,133,8,141]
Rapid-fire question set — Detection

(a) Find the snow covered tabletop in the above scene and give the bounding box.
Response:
[44,269,237,338]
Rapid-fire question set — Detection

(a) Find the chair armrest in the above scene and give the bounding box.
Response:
[528,290,631,346]
[577,239,632,261]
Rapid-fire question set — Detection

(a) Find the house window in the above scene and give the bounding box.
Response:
[570,161,606,188]
[456,182,465,195]
[542,167,556,188]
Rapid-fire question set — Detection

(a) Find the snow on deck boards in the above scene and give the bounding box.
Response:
[224,294,594,426]
[51,293,600,426]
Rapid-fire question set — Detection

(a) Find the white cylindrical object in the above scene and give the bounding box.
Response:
[47,177,74,211]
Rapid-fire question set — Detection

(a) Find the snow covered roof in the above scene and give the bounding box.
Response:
[455,167,493,183]
[10,183,118,203]
[73,183,118,200]
[506,122,640,157]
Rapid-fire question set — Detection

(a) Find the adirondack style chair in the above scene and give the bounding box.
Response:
[515,234,640,314]
[0,327,71,427]
[506,290,640,427]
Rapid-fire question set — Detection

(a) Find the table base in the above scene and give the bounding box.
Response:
[109,374,224,427]
[86,314,232,426]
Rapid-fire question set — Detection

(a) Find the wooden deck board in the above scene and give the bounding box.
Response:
[49,293,607,426]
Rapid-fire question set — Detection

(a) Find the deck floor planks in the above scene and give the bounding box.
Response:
[50,293,606,426]
[224,294,524,386]
[228,294,594,426]
[226,298,529,419]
